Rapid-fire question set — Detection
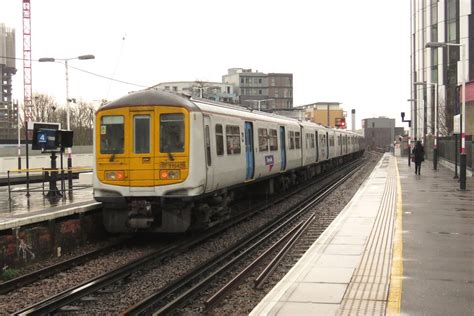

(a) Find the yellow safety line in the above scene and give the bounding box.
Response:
[387,157,403,315]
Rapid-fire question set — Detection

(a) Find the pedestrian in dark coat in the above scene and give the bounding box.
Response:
[412,141,424,175]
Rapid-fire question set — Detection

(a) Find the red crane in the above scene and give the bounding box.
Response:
[22,0,32,123]
[22,0,32,193]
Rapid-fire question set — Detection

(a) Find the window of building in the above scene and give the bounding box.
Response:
[269,129,278,151]
[258,78,262,84]
[216,124,224,155]
[226,125,241,155]
[173,86,178,92]
[259,89,262,95]
[241,78,244,84]
[227,86,230,94]
[258,128,269,151]
[164,86,170,90]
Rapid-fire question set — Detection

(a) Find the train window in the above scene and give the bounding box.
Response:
[269,129,278,151]
[258,128,269,151]
[160,113,185,153]
[289,131,295,149]
[295,132,301,149]
[215,124,224,156]
[330,135,335,146]
[134,115,150,154]
[205,125,211,166]
[226,125,241,155]
[100,115,124,154]
[310,133,315,148]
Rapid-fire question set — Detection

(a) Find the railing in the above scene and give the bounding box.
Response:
[6,167,93,200]
[438,136,473,169]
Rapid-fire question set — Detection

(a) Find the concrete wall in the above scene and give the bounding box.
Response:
[0,209,106,269]
[0,145,93,173]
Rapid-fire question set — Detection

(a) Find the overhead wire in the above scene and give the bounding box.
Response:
[0,55,149,89]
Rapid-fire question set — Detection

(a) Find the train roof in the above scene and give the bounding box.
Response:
[99,90,362,137]
[98,89,199,111]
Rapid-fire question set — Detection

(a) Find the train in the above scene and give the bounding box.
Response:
[93,89,364,233]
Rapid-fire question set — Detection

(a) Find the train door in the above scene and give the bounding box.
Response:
[130,110,154,189]
[204,115,214,191]
[244,122,255,180]
[315,131,319,162]
[280,126,286,171]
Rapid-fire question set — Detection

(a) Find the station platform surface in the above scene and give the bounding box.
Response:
[0,178,99,231]
[251,153,474,316]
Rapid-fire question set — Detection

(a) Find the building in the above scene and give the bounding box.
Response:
[298,102,345,128]
[0,23,17,141]
[363,117,405,152]
[222,68,293,110]
[150,81,238,104]
[410,0,473,139]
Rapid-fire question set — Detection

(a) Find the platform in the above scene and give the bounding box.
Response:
[0,179,99,231]
[251,153,474,315]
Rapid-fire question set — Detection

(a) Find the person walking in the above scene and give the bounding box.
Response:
[412,141,424,175]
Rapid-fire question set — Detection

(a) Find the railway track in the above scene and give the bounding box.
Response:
[0,237,130,295]
[123,158,367,315]
[12,157,367,315]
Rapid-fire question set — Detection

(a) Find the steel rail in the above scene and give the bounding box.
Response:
[0,237,130,295]
[126,158,365,315]
[205,160,365,307]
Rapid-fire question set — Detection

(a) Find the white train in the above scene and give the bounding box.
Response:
[93,90,364,233]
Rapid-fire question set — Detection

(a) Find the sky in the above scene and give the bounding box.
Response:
[0,0,411,130]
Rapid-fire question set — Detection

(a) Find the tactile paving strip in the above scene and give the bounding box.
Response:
[338,156,397,316]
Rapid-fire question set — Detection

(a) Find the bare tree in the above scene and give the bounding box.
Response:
[18,94,97,145]
[70,100,97,145]
[436,95,450,137]
[18,93,62,137]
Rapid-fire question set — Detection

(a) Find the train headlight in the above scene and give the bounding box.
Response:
[160,170,180,180]
[105,171,125,180]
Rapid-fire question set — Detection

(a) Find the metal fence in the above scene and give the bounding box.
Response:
[438,135,473,169]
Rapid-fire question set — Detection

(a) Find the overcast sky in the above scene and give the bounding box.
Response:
[1,0,410,130]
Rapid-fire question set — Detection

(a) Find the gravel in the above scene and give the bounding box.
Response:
[0,151,382,315]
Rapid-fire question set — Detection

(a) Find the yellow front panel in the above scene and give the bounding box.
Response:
[96,108,130,186]
[96,105,190,187]
[129,108,155,186]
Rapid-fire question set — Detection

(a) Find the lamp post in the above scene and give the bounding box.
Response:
[414,81,438,170]
[425,42,466,190]
[402,103,413,166]
[39,54,95,193]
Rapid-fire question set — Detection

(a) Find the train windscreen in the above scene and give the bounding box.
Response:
[100,115,124,154]
[160,113,185,153]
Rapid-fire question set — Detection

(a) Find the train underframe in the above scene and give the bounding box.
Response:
[101,150,364,234]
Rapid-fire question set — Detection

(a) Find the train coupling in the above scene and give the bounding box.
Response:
[127,200,154,229]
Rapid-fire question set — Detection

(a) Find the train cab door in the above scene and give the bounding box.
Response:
[130,109,154,189]
[244,122,255,180]
[203,115,214,192]
[280,126,286,171]
[315,131,319,162]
